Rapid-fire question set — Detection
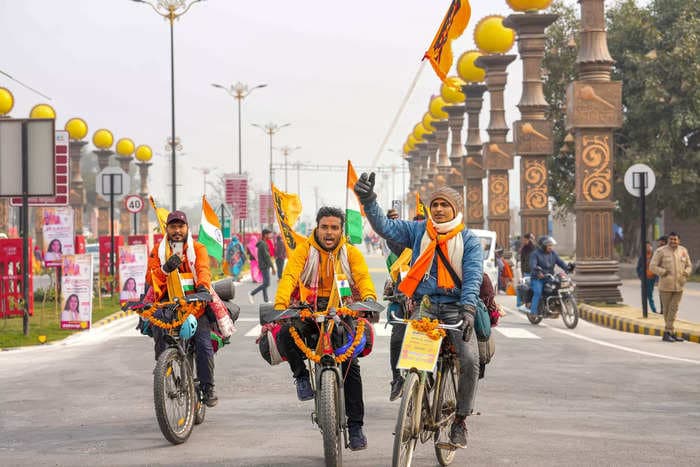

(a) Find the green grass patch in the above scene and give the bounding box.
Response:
[0,294,121,349]
[688,274,700,283]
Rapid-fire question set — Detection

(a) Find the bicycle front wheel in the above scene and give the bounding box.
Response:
[318,370,342,467]
[434,362,458,465]
[153,347,196,444]
[392,372,421,467]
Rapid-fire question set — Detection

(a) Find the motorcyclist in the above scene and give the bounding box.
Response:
[145,210,218,407]
[354,173,482,450]
[526,236,574,315]
[274,206,377,451]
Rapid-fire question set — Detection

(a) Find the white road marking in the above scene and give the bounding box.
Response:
[504,306,700,365]
[495,327,541,339]
[245,324,262,337]
[373,323,393,337]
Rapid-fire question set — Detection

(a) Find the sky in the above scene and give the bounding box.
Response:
[0,0,591,224]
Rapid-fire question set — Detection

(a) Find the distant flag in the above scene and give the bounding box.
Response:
[198,195,223,261]
[424,0,471,82]
[336,274,352,298]
[271,184,306,255]
[345,161,364,245]
[415,192,428,219]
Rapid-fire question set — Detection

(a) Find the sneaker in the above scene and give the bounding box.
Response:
[295,376,315,401]
[672,334,684,342]
[348,425,367,451]
[247,292,255,305]
[203,385,218,407]
[662,332,675,342]
[517,305,527,312]
[449,418,468,449]
[389,376,404,402]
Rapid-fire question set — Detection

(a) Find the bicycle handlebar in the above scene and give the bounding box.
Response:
[388,311,464,330]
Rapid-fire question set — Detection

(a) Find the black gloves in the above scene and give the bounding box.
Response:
[567,262,576,273]
[196,284,209,294]
[461,304,476,342]
[162,254,182,274]
[353,172,376,204]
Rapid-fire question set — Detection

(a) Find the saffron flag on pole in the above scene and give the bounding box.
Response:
[271,184,306,255]
[415,192,428,219]
[423,0,471,82]
[346,161,364,245]
[198,195,223,262]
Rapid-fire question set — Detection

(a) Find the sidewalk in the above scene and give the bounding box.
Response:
[579,303,700,344]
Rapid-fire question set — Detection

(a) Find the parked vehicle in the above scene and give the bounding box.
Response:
[471,229,498,289]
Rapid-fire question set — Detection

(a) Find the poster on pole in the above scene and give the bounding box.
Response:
[43,206,75,267]
[259,193,274,226]
[118,244,148,305]
[60,254,94,330]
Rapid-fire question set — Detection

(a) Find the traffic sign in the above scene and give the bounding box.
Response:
[10,130,69,206]
[96,167,130,202]
[124,195,144,214]
[624,163,655,197]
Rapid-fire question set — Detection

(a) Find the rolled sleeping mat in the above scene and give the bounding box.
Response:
[212,278,236,301]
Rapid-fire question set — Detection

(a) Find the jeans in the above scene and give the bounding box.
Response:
[388,302,406,380]
[275,258,285,280]
[644,278,657,313]
[529,278,544,314]
[277,318,365,427]
[153,311,215,387]
[250,267,271,302]
[516,273,529,307]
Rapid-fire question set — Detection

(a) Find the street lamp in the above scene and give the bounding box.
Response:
[274,145,301,191]
[193,166,214,195]
[252,122,290,191]
[131,0,205,211]
[211,82,267,174]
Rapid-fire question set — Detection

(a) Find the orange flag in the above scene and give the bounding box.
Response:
[424,0,471,82]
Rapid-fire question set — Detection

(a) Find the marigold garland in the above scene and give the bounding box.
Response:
[138,302,201,330]
[410,317,447,340]
[289,318,366,364]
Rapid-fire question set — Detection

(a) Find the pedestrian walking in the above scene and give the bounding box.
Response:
[248,229,275,303]
[274,234,286,280]
[650,232,692,342]
[636,241,658,314]
[517,233,535,311]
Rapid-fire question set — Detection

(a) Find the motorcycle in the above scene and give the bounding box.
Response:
[518,271,579,329]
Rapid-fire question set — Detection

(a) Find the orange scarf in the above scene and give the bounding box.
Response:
[398,220,464,297]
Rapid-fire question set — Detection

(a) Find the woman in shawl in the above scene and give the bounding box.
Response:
[226,235,247,281]
[246,234,262,283]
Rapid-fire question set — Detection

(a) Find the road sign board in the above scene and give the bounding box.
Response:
[96,167,130,202]
[1,119,56,199]
[259,193,273,226]
[124,195,144,214]
[624,163,655,197]
[10,130,69,206]
[225,175,248,218]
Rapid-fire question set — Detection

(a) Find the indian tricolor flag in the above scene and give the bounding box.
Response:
[346,160,363,245]
[198,195,223,261]
[336,274,352,298]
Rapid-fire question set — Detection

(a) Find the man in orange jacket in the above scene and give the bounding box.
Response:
[145,210,218,407]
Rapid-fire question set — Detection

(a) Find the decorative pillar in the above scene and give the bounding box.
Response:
[567,0,622,303]
[445,104,466,204]
[0,88,14,234]
[65,118,89,235]
[421,136,437,186]
[92,129,115,237]
[415,141,431,187]
[504,11,558,239]
[462,83,488,229]
[134,144,154,235]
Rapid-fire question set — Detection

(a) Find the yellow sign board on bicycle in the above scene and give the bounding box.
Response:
[397,327,443,373]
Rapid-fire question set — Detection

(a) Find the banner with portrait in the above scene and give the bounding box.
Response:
[60,254,93,330]
[118,244,148,305]
[43,207,75,268]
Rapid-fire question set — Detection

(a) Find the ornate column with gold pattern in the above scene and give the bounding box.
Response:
[567,0,622,302]
[65,118,89,235]
[135,144,154,234]
[92,129,115,236]
[504,8,558,238]
[115,138,135,237]
[442,77,467,205]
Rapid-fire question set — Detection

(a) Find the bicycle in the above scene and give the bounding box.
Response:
[274,300,382,467]
[389,310,464,467]
[126,293,211,445]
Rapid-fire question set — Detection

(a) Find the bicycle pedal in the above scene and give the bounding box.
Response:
[435,441,457,451]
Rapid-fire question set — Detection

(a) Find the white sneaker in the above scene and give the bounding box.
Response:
[248,292,255,305]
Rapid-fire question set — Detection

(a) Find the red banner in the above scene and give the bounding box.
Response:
[259,193,274,226]
[225,174,248,219]
[0,238,34,318]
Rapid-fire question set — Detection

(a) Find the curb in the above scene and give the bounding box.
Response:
[579,303,700,344]
[91,309,137,328]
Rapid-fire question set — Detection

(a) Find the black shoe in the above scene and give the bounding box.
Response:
[203,385,218,407]
[672,334,684,342]
[389,376,404,402]
[662,332,675,342]
[295,376,315,401]
[449,418,468,449]
[348,425,367,451]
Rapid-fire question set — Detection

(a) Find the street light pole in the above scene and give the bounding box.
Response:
[252,122,290,190]
[274,145,301,191]
[132,0,204,211]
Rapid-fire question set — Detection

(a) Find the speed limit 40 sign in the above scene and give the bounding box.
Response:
[124,195,144,214]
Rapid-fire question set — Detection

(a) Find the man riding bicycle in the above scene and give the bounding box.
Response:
[145,210,219,407]
[354,174,482,449]
[274,206,377,451]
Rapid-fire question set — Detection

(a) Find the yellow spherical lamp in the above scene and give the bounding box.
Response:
[407,134,420,148]
[135,144,153,162]
[115,138,135,157]
[29,103,56,119]
[92,129,114,150]
[506,0,553,12]
[440,76,466,104]
[422,112,437,132]
[429,96,449,120]
[0,87,14,116]
[474,15,515,54]
[64,118,88,140]
[413,123,430,141]
[403,142,412,155]
[457,50,486,83]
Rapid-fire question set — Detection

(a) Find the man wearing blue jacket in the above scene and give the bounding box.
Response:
[527,236,574,315]
[354,173,482,449]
